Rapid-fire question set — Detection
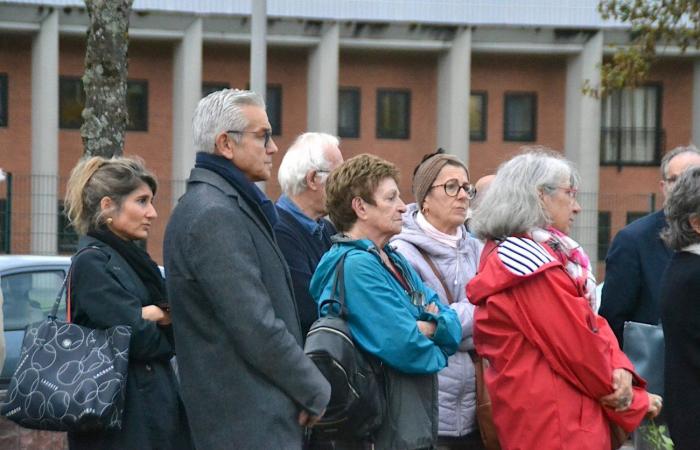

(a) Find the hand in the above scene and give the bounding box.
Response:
[424,302,439,314]
[646,393,662,419]
[141,305,171,326]
[298,409,324,427]
[417,320,436,338]
[600,368,634,411]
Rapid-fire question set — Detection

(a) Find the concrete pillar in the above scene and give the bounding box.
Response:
[564,31,603,267]
[171,18,202,204]
[30,9,58,254]
[693,60,700,146]
[437,27,471,164]
[307,22,339,133]
[250,0,267,99]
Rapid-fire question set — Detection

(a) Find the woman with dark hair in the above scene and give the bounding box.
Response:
[660,165,700,450]
[64,156,191,450]
[466,149,661,449]
[310,154,461,449]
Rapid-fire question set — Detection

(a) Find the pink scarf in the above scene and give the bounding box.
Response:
[531,227,598,311]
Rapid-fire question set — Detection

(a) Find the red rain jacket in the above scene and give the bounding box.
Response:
[466,237,649,450]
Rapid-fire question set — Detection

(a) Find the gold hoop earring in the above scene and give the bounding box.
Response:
[106,217,113,224]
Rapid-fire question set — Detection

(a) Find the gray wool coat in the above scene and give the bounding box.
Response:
[164,167,331,450]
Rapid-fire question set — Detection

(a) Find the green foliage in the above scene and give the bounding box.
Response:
[593,0,700,97]
[643,420,675,450]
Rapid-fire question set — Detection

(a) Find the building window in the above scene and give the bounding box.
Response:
[59,77,84,129]
[470,92,487,141]
[597,211,611,261]
[126,81,148,131]
[202,82,230,98]
[59,77,149,131]
[58,201,78,254]
[0,74,7,127]
[266,85,282,136]
[601,85,663,166]
[376,90,410,139]
[338,88,360,138]
[626,211,648,225]
[504,92,537,142]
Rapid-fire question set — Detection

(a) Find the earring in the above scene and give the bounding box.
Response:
[106,217,113,224]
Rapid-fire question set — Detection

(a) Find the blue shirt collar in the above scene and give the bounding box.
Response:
[277,194,325,237]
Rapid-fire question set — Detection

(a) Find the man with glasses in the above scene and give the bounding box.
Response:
[600,145,700,345]
[274,132,343,339]
[164,89,330,449]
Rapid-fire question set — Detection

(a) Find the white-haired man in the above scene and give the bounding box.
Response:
[164,90,330,449]
[274,132,343,337]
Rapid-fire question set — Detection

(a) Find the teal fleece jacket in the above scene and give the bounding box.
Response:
[310,236,461,374]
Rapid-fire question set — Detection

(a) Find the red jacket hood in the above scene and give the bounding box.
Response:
[467,237,562,306]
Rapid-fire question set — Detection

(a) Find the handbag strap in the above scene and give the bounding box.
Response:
[49,246,101,322]
[318,253,348,318]
[416,246,454,304]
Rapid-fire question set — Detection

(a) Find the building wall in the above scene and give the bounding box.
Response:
[470,54,567,179]
[0,33,697,267]
[339,49,438,201]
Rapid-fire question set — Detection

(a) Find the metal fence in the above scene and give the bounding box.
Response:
[0,173,656,269]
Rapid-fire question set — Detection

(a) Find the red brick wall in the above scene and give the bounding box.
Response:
[339,50,439,202]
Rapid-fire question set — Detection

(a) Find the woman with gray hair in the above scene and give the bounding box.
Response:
[660,165,700,450]
[466,149,661,449]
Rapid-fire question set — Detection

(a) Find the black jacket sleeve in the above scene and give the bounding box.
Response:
[71,248,174,362]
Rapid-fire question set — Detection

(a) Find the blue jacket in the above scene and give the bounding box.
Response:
[310,236,460,374]
[600,209,673,345]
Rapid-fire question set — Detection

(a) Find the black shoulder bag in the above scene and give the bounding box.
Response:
[0,247,131,432]
[304,253,386,440]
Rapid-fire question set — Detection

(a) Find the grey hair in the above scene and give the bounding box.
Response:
[278,132,340,196]
[660,144,700,179]
[661,166,700,250]
[471,148,580,240]
[192,89,265,154]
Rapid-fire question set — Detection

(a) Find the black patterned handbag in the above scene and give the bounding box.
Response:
[0,247,131,432]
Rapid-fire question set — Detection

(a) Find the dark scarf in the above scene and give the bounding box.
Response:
[195,152,278,227]
[87,227,167,305]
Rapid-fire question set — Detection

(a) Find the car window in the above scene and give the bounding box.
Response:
[1,271,66,331]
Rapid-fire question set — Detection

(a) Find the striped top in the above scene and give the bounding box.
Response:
[497,236,554,276]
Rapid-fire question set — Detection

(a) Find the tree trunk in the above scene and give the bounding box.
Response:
[81,0,133,157]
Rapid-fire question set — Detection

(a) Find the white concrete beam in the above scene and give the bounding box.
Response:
[30,9,58,254]
[307,22,339,134]
[437,27,471,164]
[171,18,202,205]
[565,31,603,267]
[250,0,267,99]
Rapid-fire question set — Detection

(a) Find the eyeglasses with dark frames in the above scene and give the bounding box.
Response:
[226,129,272,148]
[430,179,476,199]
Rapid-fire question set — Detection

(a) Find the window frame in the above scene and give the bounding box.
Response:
[470,91,487,142]
[376,89,411,140]
[0,73,7,127]
[597,211,611,262]
[59,77,149,131]
[600,84,664,167]
[202,82,230,98]
[266,84,283,137]
[338,87,361,139]
[503,91,537,142]
[125,79,149,132]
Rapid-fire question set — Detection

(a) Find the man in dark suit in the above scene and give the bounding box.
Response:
[164,89,330,449]
[600,145,700,345]
[274,132,343,338]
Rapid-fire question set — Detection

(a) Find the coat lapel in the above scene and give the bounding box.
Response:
[186,168,291,281]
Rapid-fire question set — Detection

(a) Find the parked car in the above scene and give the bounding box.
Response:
[0,255,71,396]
